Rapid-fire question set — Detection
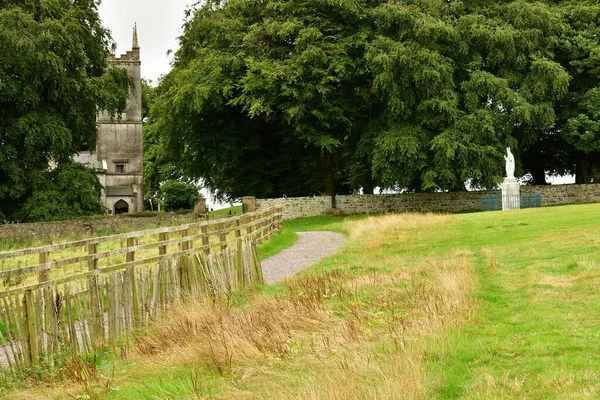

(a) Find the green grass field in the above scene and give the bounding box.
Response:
[208,205,243,219]
[6,203,600,399]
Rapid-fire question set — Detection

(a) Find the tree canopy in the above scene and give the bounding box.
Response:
[0,0,130,221]
[146,0,600,200]
[158,180,202,211]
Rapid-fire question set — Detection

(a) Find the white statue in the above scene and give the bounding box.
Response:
[504,147,515,179]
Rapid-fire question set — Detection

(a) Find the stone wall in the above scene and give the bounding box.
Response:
[249,183,600,220]
[334,191,498,215]
[8,184,597,244]
[521,184,600,206]
[0,212,199,244]
[256,196,332,220]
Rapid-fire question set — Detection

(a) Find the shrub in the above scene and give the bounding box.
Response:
[158,181,202,212]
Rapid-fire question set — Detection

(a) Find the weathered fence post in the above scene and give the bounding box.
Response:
[258,212,266,244]
[235,219,242,240]
[87,242,104,346]
[88,243,98,270]
[37,250,51,359]
[180,228,190,252]
[24,290,39,367]
[251,241,264,284]
[219,222,227,252]
[236,239,244,289]
[155,231,168,312]
[263,211,269,241]
[38,251,50,283]
[200,225,210,255]
[159,232,168,256]
[179,228,190,295]
[126,237,140,327]
[246,215,253,239]
[126,237,136,262]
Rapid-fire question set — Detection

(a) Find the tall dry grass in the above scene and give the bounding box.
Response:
[121,213,478,399]
[8,213,478,399]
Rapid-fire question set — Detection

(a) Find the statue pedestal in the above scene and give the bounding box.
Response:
[502,178,520,210]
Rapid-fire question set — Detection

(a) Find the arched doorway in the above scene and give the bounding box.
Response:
[114,199,129,215]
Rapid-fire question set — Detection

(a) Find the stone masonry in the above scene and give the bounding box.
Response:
[74,25,144,215]
[255,196,333,220]
[249,183,600,220]
[0,212,197,243]
[520,184,600,206]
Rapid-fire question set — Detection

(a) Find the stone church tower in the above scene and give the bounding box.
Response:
[76,25,144,214]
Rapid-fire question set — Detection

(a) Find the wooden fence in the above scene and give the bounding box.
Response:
[0,207,283,372]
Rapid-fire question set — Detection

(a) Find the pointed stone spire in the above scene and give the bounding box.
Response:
[132,23,139,49]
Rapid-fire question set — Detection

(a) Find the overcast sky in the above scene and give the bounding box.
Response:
[98,0,195,85]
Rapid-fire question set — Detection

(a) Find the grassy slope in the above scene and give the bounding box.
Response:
[208,205,243,219]
[7,204,600,399]
[435,205,600,398]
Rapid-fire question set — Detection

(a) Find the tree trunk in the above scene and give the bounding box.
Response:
[592,156,600,183]
[320,149,336,208]
[575,154,592,184]
[361,174,375,194]
[529,166,548,185]
[452,177,467,192]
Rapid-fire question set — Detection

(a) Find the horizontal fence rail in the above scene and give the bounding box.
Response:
[0,207,282,291]
[0,207,282,372]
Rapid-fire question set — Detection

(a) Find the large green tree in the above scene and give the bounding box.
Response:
[558,0,600,183]
[0,0,130,221]
[514,0,600,185]
[151,0,376,201]
[366,0,570,191]
[152,0,595,200]
[142,78,190,206]
[565,87,600,182]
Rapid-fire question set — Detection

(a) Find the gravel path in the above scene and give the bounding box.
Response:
[261,231,346,284]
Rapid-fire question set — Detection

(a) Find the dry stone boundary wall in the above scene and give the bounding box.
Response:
[0,213,197,243]
[520,184,600,206]
[253,196,333,220]
[250,183,600,220]
[4,184,599,243]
